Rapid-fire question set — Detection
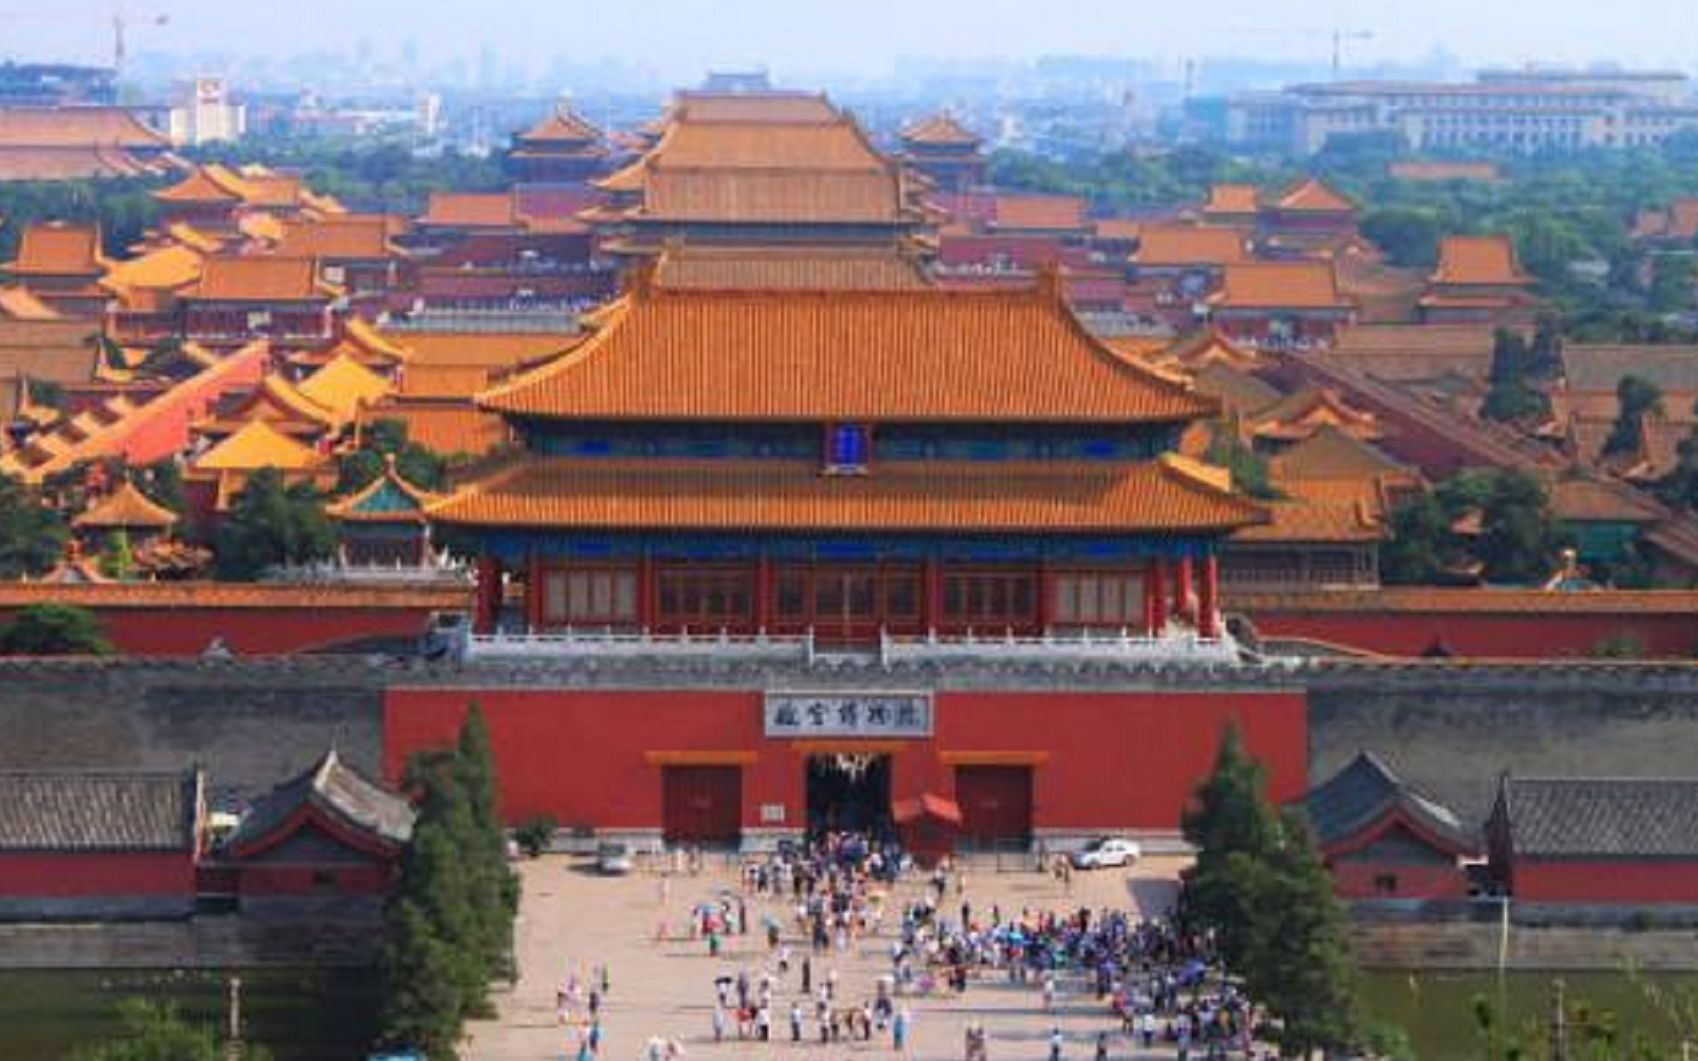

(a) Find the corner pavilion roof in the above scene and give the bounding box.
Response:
[478,278,1217,424]
[518,105,604,144]
[901,113,982,148]
[429,454,1266,535]
[327,455,441,525]
[73,480,178,530]
[1269,177,1355,214]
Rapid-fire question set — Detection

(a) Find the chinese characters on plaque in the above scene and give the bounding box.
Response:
[764,692,933,738]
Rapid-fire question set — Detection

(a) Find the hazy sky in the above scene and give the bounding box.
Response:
[6,0,1696,83]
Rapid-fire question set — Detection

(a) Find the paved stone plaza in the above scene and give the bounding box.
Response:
[466,854,1191,1061]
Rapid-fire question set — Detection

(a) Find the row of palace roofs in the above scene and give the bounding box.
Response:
[0,90,1695,604]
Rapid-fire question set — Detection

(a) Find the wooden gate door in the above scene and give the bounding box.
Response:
[954,765,1034,845]
[662,766,742,846]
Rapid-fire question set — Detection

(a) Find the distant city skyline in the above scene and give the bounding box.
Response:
[1,0,1694,88]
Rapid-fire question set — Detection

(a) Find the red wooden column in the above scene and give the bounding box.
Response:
[474,556,500,634]
[1145,558,1167,636]
[1035,562,1053,634]
[754,553,773,632]
[637,553,655,629]
[1198,553,1220,640]
[1173,555,1195,621]
[924,558,944,634]
[524,553,543,631]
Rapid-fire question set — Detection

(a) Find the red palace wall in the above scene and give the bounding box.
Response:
[1244,609,1698,659]
[383,687,1308,834]
[0,851,196,898]
[234,864,395,896]
[0,604,435,657]
[1328,861,1470,901]
[1513,860,1698,905]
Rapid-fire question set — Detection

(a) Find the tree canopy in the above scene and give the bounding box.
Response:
[1381,469,1564,586]
[1602,374,1665,458]
[0,603,113,656]
[213,468,335,580]
[1181,723,1360,1057]
[337,419,450,495]
[0,474,69,578]
[71,998,271,1061]
[379,703,518,1059]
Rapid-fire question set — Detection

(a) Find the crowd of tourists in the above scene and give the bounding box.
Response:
[650,831,1266,1061]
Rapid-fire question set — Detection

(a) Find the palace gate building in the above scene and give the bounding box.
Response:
[386,259,1307,851]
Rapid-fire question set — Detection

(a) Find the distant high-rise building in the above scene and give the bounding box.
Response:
[136,77,246,146]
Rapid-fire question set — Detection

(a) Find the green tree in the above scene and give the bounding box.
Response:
[1238,811,1359,1057]
[455,704,520,986]
[379,708,519,1057]
[1180,720,1281,970]
[1380,492,1459,585]
[0,603,113,656]
[213,468,335,580]
[1480,328,1551,424]
[379,897,469,1058]
[1603,375,1665,458]
[1648,254,1698,313]
[0,474,69,578]
[1205,428,1280,500]
[99,528,137,582]
[138,460,188,517]
[337,418,449,495]
[73,999,219,1061]
[1473,469,1564,584]
[1359,206,1444,268]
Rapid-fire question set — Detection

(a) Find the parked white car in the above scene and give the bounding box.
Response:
[596,841,635,875]
[1070,836,1141,869]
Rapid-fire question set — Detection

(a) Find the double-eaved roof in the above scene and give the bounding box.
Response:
[479,278,1216,424]
[429,454,1266,534]
[594,93,919,226]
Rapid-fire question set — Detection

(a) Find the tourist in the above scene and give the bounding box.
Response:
[893,1005,911,1053]
[1049,1026,1064,1061]
[789,1001,803,1042]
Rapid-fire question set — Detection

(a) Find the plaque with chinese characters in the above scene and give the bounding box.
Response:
[763,692,933,738]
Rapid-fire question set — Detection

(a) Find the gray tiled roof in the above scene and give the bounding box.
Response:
[1498,777,1698,858]
[1303,751,1477,853]
[225,749,413,852]
[0,771,200,851]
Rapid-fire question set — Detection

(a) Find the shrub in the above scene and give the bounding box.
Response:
[514,815,558,858]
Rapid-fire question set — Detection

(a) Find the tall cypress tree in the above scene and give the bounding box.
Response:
[455,703,519,986]
[1238,810,1360,1057]
[379,897,468,1059]
[1180,720,1281,969]
[380,708,521,1055]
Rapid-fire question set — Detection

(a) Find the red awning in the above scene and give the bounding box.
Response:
[892,793,963,826]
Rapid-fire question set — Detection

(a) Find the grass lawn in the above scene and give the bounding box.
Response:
[0,967,380,1061]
